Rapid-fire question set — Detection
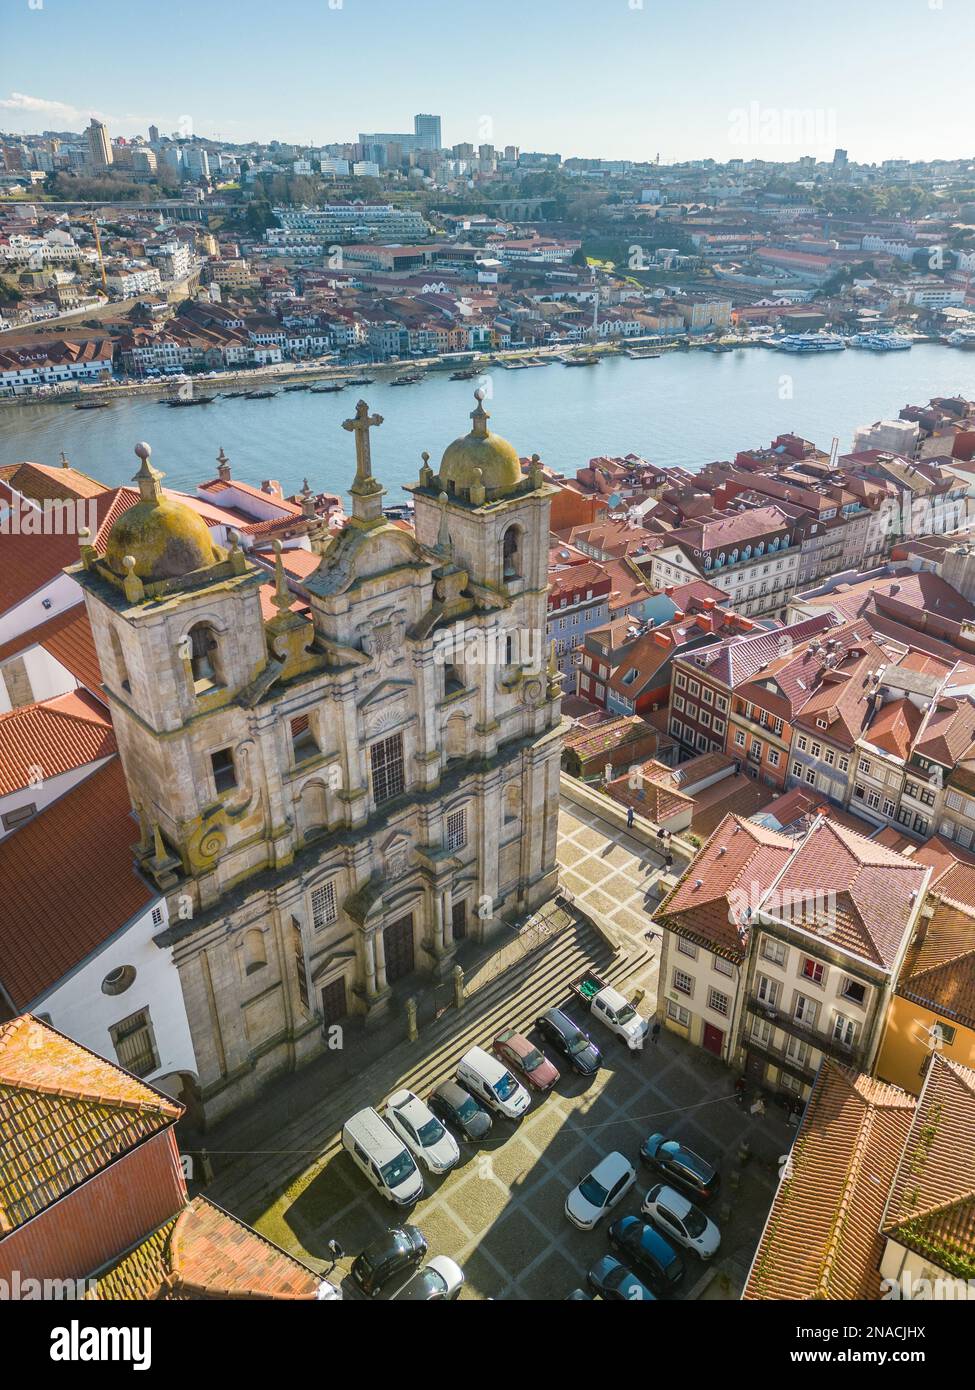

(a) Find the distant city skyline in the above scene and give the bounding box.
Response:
[1,0,972,164]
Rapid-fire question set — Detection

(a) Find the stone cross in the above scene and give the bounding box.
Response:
[343,400,383,490]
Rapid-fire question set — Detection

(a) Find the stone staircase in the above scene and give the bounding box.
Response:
[206,908,646,1220]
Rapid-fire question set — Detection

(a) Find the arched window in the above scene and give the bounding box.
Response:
[111,628,131,694]
[730,548,739,564]
[717,552,725,567]
[187,623,221,692]
[770,537,779,551]
[704,555,712,570]
[243,928,267,975]
[755,542,764,556]
[501,526,523,581]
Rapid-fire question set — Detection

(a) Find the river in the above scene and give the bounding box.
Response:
[2,345,973,499]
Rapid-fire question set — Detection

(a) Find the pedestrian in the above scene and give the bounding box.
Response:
[664,852,673,870]
[626,804,635,829]
[650,1021,661,1046]
[750,1095,766,1119]
[734,1076,746,1105]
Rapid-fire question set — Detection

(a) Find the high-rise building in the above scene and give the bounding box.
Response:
[87,118,113,169]
[833,148,848,169]
[148,124,160,144]
[414,113,442,152]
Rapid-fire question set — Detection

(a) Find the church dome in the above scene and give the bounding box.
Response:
[439,391,523,500]
[104,443,224,582]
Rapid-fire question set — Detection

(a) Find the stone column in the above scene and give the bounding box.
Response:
[361,929,378,999]
[441,886,454,949]
[374,924,388,992]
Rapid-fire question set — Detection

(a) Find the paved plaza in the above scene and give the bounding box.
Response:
[201,798,785,1300]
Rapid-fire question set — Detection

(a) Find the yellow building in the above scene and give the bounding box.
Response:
[875,900,975,1094]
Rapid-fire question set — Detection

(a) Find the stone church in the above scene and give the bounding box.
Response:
[72,392,564,1124]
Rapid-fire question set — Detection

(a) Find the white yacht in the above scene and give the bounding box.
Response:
[849,331,913,351]
[774,333,846,353]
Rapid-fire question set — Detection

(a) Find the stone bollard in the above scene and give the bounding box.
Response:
[406,996,418,1043]
[453,964,466,1010]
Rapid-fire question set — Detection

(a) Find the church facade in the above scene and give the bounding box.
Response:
[72,392,564,1124]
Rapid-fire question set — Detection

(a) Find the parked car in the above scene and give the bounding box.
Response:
[341,1107,424,1206]
[428,1080,493,1142]
[565,1151,637,1230]
[492,1028,560,1092]
[642,1183,721,1259]
[388,1255,464,1301]
[608,1216,685,1296]
[570,970,648,1048]
[350,1225,428,1297]
[456,1046,531,1120]
[586,1255,656,1303]
[535,1007,601,1076]
[385,1089,460,1174]
[640,1133,721,1203]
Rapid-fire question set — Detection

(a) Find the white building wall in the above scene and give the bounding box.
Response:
[32,898,198,1094]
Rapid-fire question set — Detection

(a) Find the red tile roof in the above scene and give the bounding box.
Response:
[0,1014,180,1234]
[882,1055,975,1279]
[88,1196,326,1301]
[0,759,154,1009]
[0,689,115,795]
[744,1062,916,1300]
[0,603,104,702]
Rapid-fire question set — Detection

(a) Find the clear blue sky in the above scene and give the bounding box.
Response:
[1,0,971,162]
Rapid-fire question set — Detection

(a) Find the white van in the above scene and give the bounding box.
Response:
[342,1107,424,1206]
[456,1046,531,1120]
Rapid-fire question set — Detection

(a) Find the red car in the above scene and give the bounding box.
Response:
[492,1028,560,1092]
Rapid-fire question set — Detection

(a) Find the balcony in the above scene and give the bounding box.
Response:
[745,996,864,1068]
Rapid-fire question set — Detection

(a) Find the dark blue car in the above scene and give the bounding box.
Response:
[608,1216,685,1296]
[535,1007,602,1076]
[640,1132,720,1203]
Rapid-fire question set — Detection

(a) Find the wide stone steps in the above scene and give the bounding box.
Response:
[209,916,645,1218]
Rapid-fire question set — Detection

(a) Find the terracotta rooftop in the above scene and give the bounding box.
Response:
[0,758,155,1010]
[744,1061,916,1300]
[0,689,115,796]
[87,1195,325,1301]
[605,759,695,825]
[882,1055,975,1280]
[656,813,794,958]
[0,603,105,702]
[678,612,837,688]
[0,459,108,503]
[896,901,975,1032]
[0,1015,180,1235]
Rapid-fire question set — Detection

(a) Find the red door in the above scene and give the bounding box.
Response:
[702,1023,724,1057]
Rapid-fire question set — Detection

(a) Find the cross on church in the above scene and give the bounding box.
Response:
[343,400,383,490]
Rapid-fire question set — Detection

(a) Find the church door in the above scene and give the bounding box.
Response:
[384,914,415,983]
[320,978,347,1028]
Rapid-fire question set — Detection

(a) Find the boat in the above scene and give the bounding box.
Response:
[849,331,912,351]
[221,390,248,398]
[310,383,346,393]
[284,382,312,392]
[244,389,278,399]
[562,356,599,367]
[166,394,216,406]
[947,328,975,349]
[450,368,479,380]
[345,376,375,385]
[390,373,424,386]
[74,401,108,410]
[773,333,846,354]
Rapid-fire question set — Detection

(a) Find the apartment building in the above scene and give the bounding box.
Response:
[649,506,801,618]
[656,811,930,1102]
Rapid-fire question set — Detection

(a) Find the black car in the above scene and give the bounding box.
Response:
[586,1255,656,1303]
[535,1007,602,1076]
[640,1132,721,1203]
[608,1216,685,1296]
[428,1080,493,1141]
[349,1225,428,1297]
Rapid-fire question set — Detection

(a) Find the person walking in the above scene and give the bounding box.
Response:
[626,805,635,829]
[734,1076,746,1105]
[650,1020,661,1046]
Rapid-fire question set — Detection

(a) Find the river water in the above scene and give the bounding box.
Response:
[2,345,972,500]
